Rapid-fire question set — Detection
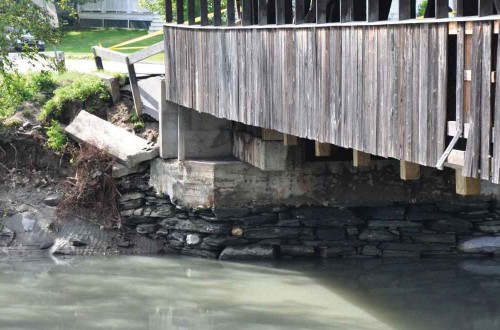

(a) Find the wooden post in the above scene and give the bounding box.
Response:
[91,47,104,70]
[262,128,284,141]
[200,0,209,25]
[315,142,331,157]
[284,134,298,146]
[176,0,184,23]
[258,0,268,24]
[165,0,173,22]
[435,0,449,18]
[479,0,494,16]
[295,0,306,24]
[398,0,416,20]
[456,170,481,196]
[316,0,327,23]
[227,0,236,25]
[126,61,143,115]
[242,0,253,25]
[367,0,379,22]
[400,161,420,180]
[214,0,222,25]
[353,150,370,168]
[340,0,354,22]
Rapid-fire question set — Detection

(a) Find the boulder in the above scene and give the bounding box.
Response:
[149,204,175,218]
[219,245,275,260]
[186,234,202,246]
[0,227,15,247]
[458,236,500,254]
[160,218,231,235]
[43,193,64,207]
[316,229,345,241]
[359,229,399,242]
[119,192,145,202]
[280,245,315,257]
[426,218,472,233]
[362,245,382,256]
[136,224,159,235]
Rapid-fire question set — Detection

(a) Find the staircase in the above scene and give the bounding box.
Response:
[148,15,165,33]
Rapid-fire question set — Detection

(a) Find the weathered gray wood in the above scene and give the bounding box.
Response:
[479,0,494,17]
[316,0,327,23]
[463,24,483,178]
[227,0,236,26]
[340,0,354,22]
[480,22,492,180]
[493,31,500,183]
[127,42,164,64]
[200,0,209,25]
[435,0,449,18]
[165,0,173,22]
[214,0,222,26]
[126,61,143,115]
[242,0,253,25]
[398,0,416,20]
[91,46,127,64]
[176,0,184,24]
[187,0,195,24]
[367,0,380,22]
[456,23,465,131]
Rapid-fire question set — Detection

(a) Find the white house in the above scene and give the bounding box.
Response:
[77,0,162,31]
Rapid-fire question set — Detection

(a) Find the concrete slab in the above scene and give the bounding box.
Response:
[65,110,159,167]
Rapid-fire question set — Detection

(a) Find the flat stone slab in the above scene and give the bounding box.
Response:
[65,110,159,167]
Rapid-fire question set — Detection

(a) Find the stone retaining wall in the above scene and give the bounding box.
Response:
[117,173,500,260]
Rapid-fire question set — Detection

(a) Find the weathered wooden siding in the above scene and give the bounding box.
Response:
[165,24,451,167]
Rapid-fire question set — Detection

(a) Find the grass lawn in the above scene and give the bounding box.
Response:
[49,28,164,63]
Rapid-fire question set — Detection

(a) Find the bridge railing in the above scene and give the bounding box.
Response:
[163,0,500,26]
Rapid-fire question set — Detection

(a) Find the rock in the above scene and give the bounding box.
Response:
[362,245,382,256]
[121,217,159,226]
[149,204,176,218]
[186,234,201,246]
[459,210,491,219]
[219,245,275,260]
[295,208,363,227]
[168,240,184,249]
[477,222,500,234]
[168,231,185,242]
[258,238,286,246]
[238,214,277,227]
[119,199,144,210]
[203,236,249,247]
[316,229,345,241]
[112,163,147,179]
[181,248,218,259]
[368,221,422,229]
[383,250,420,257]
[426,218,472,233]
[411,233,456,245]
[0,227,15,247]
[274,219,301,227]
[117,241,133,248]
[243,227,307,239]
[368,206,405,220]
[281,245,315,257]
[231,227,244,236]
[406,211,450,221]
[119,192,145,202]
[21,213,36,232]
[136,224,158,235]
[43,193,63,206]
[160,218,231,235]
[379,243,423,252]
[212,207,250,219]
[458,236,500,254]
[70,238,87,247]
[346,226,359,235]
[359,229,399,242]
[199,213,218,221]
[40,241,54,250]
[120,209,135,217]
[439,201,490,213]
[133,208,144,216]
[156,228,169,236]
[301,240,351,247]
[324,246,357,258]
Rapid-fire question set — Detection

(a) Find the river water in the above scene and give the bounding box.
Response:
[0,256,499,330]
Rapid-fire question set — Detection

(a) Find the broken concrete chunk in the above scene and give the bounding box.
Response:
[65,110,159,167]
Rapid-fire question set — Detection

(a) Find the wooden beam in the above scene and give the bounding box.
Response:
[242,0,253,25]
[127,42,164,64]
[262,129,284,141]
[91,46,127,64]
[126,62,143,115]
[353,150,370,168]
[444,149,465,170]
[435,0,448,18]
[94,56,103,70]
[316,0,327,23]
[367,0,379,22]
[315,142,331,157]
[447,121,470,139]
[456,170,481,196]
[400,161,420,180]
[165,0,173,22]
[398,0,416,20]
[284,134,298,146]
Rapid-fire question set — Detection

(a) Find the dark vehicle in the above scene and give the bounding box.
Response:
[6,27,45,52]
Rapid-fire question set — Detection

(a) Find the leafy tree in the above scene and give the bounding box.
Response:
[0,0,60,75]
[417,0,428,17]
[139,0,229,24]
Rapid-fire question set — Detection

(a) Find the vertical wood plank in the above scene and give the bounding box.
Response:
[353,150,371,167]
[242,0,253,25]
[367,0,379,22]
[479,0,494,16]
[400,161,420,180]
[456,23,465,131]
[480,22,492,180]
[435,24,448,162]
[463,24,483,178]
[316,0,327,23]
[492,32,500,183]
[187,0,195,24]
[340,0,354,22]
[258,0,268,24]
[435,0,448,18]
[398,0,416,20]
[456,170,481,196]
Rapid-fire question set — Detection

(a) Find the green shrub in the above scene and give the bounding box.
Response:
[28,71,56,93]
[128,112,145,130]
[39,75,111,122]
[46,120,67,152]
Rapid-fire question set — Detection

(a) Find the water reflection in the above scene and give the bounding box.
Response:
[0,256,499,330]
